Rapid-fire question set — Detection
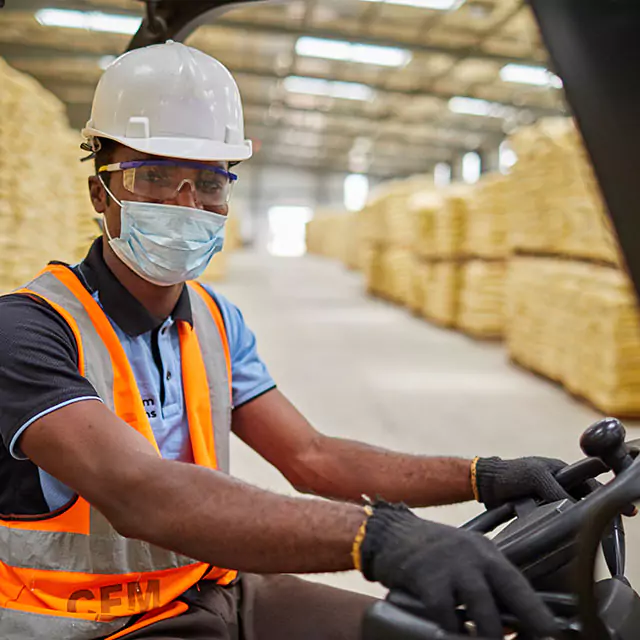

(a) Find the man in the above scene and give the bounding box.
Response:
[0,42,569,640]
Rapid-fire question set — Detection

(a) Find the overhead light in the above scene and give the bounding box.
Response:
[434,162,452,187]
[284,76,375,101]
[296,37,411,68]
[462,151,481,185]
[35,8,142,35]
[499,140,518,174]
[448,96,516,119]
[344,174,370,212]
[500,63,563,89]
[359,0,465,10]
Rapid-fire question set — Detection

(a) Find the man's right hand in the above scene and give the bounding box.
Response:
[359,501,559,639]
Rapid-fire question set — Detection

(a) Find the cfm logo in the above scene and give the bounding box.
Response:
[67,580,160,615]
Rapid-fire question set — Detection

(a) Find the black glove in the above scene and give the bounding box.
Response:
[360,501,559,639]
[475,456,571,509]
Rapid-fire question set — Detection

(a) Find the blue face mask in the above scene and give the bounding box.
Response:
[100,177,227,286]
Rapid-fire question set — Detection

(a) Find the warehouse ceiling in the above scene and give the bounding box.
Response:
[0,0,567,178]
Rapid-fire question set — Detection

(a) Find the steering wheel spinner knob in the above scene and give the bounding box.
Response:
[580,418,633,474]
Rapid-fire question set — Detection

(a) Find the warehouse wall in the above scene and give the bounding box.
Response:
[232,163,376,250]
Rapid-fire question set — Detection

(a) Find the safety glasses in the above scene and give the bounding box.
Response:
[98,159,238,210]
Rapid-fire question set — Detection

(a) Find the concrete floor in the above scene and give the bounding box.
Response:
[211,251,640,598]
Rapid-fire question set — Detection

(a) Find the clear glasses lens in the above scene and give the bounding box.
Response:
[122,165,232,207]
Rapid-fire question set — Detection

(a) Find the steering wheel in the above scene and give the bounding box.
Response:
[362,418,640,640]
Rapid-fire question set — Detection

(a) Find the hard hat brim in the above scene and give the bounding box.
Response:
[82,127,253,162]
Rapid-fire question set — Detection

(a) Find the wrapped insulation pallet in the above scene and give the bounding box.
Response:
[362,179,428,305]
[420,262,460,328]
[434,187,468,259]
[508,118,620,265]
[0,57,95,291]
[457,260,505,339]
[306,210,358,267]
[464,174,509,260]
[507,257,640,417]
[201,215,241,282]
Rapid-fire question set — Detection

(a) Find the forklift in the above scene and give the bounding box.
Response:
[6,0,639,637]
[123,2,640,637]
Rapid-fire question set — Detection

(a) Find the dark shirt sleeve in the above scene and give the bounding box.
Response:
[0,293,100,459]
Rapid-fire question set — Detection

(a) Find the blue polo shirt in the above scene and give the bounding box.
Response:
[0,238,275,514]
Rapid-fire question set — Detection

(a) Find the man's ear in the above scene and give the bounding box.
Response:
[89,175,107,213]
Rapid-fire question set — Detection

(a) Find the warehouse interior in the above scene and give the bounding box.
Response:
[2,0,640,616]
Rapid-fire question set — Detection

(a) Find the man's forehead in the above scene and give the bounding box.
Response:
[112,146,227,168]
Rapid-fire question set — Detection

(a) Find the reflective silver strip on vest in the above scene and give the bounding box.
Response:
[0,606,127,640]
[0,521,200,573]
[25,271,115,409]
[1,270,213,574]
[187,284,232,474]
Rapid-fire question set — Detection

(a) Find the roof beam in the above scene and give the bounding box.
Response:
[28,74,508,144]
[251,128,458,162]
[61,93,501,153]
[255,148,436,177]
[3,0,545,66]
[240,68,562,117]
[63,100,463,158]
[1,45,564,117]
[247,156,427,180]
[253,132,460,159]
[216,15,543,67]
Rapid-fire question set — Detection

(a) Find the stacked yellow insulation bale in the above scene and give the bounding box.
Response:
[418,188,469,326]
[456,175,509,338]
[359,188,388,298]
[432,188,468,260]
[304,216,323,256]
[507,118,620,264]
[457,260,506,338]
[305,210,354,264]
[343,213,364,271]
[505,117,640,415]
[0,58,95,291]
[407,181,505,336]
[507,258,640,416]
[408,189,456,325]
[404,189,435,316]
[201,215,241,282]
[361,180,425,304]
[420,262,460,327]
[464,174,510,259]
[305,214,328,257]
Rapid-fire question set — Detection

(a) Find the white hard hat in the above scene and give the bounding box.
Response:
[82,41,252,161]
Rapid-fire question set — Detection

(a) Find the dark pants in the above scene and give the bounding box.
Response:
[119,575,376,640]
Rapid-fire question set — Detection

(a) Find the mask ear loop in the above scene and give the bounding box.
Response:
[97,173,123,242]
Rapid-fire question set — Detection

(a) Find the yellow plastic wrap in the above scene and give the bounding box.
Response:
[420,262,460,327]
[507,257,640,416]
[201,216,241,282]
[457,260,505,338]
[464,174,510,259]
[507,118,621,264]
[0,58,96,290]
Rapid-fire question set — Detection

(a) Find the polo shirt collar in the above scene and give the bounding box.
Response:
[74,237,193,337]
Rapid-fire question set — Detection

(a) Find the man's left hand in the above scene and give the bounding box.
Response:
[474,456,570,509]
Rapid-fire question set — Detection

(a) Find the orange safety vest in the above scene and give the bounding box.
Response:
[0,263,237,640]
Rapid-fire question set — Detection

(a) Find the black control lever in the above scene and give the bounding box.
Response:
[580,418,634,580]
[580,418,635,475]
